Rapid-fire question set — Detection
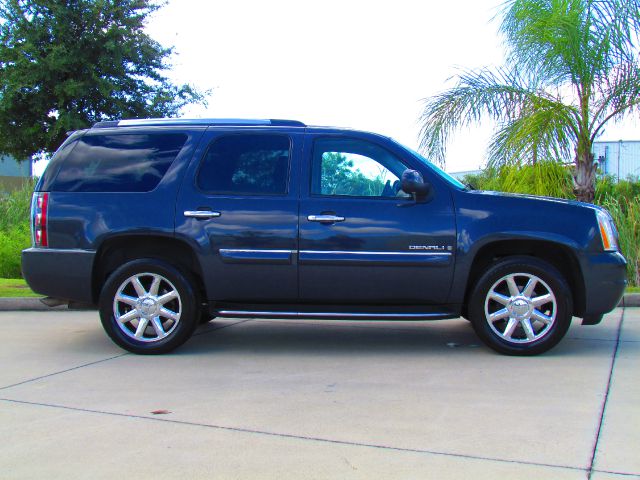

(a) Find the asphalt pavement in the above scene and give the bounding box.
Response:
[0,308,638,479]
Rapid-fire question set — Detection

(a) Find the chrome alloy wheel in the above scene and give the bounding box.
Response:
[484,273,557,344]
[112,273,182,343]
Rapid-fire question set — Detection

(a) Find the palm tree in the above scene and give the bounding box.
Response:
[419,0,640,202]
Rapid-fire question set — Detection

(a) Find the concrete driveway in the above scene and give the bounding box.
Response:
[0,308,638,479]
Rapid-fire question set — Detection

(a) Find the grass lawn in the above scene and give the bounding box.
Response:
[0,278,42,298]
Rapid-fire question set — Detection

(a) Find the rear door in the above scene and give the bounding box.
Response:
[298,133,456,304]
[175,128,302,302]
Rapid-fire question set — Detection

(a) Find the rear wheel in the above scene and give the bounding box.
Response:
[99,259,199,354]
[469,256,572,355]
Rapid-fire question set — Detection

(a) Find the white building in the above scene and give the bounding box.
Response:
[593,140,640,181]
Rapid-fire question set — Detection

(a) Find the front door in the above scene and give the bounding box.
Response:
[298,134,456,304]
[176,129,302,303]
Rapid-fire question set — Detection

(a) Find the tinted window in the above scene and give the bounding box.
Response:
[311,138,410,198]
[197,134,290,195]
[50,133,187,192]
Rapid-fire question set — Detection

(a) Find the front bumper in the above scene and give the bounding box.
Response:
[582,251,627,315]
[22,248,96,304]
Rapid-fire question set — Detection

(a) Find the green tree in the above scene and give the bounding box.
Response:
[320,152,386,196]
[419,0,640,203]
[0,0,206,159]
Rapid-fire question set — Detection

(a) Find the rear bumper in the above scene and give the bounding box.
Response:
[582,251,627,315]
[22,248,96,304]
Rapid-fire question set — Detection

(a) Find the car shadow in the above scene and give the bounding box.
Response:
[178,318,616,358]
[183,319,478,355]
[58,317,617,359]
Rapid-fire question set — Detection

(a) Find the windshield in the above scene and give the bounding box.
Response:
[394,141,468,190]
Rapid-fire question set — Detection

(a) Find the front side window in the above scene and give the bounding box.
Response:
[311,137,410,198]
[197,134,290,195]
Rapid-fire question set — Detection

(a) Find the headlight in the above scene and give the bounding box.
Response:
[596,209,619,252]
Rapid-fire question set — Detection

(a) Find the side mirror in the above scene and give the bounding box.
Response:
[401,169,430,199]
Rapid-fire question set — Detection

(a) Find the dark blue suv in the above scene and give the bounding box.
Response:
[22,119,627,355]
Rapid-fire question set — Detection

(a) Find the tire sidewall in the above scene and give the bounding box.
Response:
[99,259,198,354]
[469,256,572,356]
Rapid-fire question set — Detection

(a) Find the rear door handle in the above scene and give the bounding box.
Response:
[184,210,221,219]
[307,214,345,223]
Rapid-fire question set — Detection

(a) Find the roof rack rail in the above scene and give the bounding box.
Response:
[92,118,306,128]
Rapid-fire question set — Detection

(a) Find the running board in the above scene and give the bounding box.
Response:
[215,310,454,320]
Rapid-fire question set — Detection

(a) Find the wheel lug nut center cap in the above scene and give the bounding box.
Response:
[508,297,532,319]
[138,297,159,317]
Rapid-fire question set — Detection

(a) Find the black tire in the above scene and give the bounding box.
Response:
[99,259,199,354]
[468,256,572,356]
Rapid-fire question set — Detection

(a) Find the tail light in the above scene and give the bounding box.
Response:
[32,192,49,247]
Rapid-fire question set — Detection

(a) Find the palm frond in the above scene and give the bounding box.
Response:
[500,0,590,86]
[419,0,640,190]
[499,0,639,89]
[488,98,578,165]
[419,67,556,165]
[589,0,640,62]
[590,60,640,139]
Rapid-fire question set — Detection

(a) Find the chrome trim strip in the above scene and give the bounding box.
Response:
[24,247,96,254]
[300,250,452,256]
[217,249,448,256]
[119,118,273,127]
[218,248,293,265]
[217,310,447,319]
[218,310,298,317]
[218,249,293,255]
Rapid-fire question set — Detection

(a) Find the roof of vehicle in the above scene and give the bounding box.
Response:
[88,118,394,144]
[92,118,306,128]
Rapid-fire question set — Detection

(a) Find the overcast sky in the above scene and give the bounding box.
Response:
[36,0,638,176]
[145,0,508,173]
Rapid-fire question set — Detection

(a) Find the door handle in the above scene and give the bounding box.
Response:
[184,210,221,219]
[307,214,345,223]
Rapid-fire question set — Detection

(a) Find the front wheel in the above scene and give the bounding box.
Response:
[99,259,199,354]
[468,257,572,356]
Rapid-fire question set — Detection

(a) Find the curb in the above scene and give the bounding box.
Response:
[620,293,640,308]
[0,297,90,311]
[0,294,639,312]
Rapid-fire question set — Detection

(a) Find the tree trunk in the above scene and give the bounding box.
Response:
[573,151,596,203]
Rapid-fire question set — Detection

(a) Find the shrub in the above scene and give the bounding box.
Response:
[597,183,640,287]
[0,226,31,278]
[0,180,34,278]
[463,161,574,198]
[595,175,640,205]
[0,180,34,231]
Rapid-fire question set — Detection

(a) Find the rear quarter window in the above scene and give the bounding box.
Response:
[47,133,187,192]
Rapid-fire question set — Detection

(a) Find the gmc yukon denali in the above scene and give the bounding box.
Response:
[22,118,627,355]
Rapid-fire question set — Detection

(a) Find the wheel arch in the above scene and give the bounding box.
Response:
[92,234,206,305]
[461,239,586,318]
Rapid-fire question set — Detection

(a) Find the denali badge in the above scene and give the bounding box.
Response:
[409,245,453,251]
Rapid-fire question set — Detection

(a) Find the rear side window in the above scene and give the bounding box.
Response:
[197,134,290,195]
[50,133,187,192]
